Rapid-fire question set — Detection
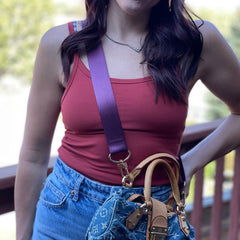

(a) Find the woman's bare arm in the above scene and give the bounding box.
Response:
[183,21,240,195]
[14,24,69,240]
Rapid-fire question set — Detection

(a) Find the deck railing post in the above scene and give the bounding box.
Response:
[191,168,204,240]
[228,148,240,240]
[210,156,224,240]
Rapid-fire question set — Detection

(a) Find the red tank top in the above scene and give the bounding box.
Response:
[58,22,188,186]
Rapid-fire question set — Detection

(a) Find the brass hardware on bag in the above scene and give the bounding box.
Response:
[140,202,152,211]
[150,226,168,240]
[176,205,190,236]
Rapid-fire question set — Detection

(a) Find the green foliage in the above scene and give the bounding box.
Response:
[0,0,54,81]
[56,2,86,18]
[229,9,240,59]
[204,161,216,178]
[224,151,235,171]
[186,175,195,204]
[195,8,235,37]
[205,94,229,121]
[186,161,216,204]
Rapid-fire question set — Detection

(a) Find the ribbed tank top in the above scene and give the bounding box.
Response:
[58,22,188,186]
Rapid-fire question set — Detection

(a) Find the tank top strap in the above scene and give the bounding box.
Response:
[68,21,77,34]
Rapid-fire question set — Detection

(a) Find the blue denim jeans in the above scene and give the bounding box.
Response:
[31,157,177,240]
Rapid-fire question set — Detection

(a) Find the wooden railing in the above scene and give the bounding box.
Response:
[0,119,239,239]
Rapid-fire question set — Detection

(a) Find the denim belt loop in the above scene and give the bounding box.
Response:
[72,176,84,202]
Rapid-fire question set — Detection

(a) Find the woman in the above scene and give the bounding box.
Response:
[15,0,240,239]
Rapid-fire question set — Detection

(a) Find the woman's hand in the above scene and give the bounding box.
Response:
[180,154,195,198]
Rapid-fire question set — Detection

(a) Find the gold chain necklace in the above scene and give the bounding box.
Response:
[105,33,144,53]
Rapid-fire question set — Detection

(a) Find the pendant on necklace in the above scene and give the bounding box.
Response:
[105,33,143,53]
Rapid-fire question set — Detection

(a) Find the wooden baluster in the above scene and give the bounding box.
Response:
[210,156,224,240]
[191,168,204,240]
[228,148,240,240]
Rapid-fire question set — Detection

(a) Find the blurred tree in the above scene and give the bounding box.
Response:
[194,8,234,37]
[0,0,54,82]
[57,1,85,18]
[229,9,240,59]
[205,94,229,121]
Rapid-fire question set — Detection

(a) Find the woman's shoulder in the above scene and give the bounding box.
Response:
[39,20,84,50]
[195,20,223,48]
[194,20,229,67]
[39,23,70,51]
[35,23,76,85]
[192,20,230,82]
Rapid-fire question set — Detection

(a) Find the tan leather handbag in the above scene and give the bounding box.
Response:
[125,153,190,239]
[86,153,194,240]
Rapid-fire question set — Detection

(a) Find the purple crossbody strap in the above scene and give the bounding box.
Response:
[87,43,128,155]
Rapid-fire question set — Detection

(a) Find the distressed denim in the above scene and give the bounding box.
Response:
[31,157,194,240]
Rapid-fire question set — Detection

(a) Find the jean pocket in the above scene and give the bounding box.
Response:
[39,177,70,208]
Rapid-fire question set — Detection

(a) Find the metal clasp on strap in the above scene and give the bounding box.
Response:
[108,150,132,187]
[108,150,131,163]
[120,164,132,187]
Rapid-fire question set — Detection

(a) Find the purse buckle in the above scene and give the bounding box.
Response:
[150,226,168,240]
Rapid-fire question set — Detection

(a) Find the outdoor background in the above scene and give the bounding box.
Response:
[0,0,240,239]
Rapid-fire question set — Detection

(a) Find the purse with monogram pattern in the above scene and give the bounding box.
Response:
[85,154,194,240]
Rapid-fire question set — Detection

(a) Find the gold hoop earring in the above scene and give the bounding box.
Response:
[169,0,172,12]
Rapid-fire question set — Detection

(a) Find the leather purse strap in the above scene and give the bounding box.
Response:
[144,159,181,206]
[123,153,180,187]
[126,158,190,237]
[148,198,168,239]
[86,34,128,155]
[145,158,190,237]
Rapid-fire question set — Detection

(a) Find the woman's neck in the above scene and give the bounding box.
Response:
[106,0,150,42]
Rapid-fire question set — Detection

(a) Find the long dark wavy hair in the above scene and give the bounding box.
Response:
[61,0,203,103]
